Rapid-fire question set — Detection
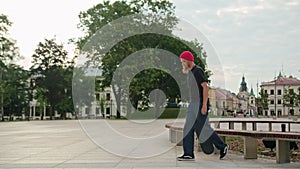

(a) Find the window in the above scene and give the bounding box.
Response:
[106,108,110,115]
[264,90,268,94]
[270,89,274,95]
[96,94,100,101]
[278,99,282,105]
[277,89,282,95]
[278,109,282,116]
[265,110,268,116]
[270,110,275,116]
[270,100,274,104]
[106,93,111,101]
[251,100,254,104]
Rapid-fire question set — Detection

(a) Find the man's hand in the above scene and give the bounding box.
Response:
[201,105,207,115]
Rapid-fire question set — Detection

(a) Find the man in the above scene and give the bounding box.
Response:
[177,51,228,161]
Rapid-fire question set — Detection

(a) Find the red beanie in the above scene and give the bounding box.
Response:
[180,51,194,61]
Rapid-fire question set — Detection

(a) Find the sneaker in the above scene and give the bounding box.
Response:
[177,155,195,161]
[220,145,228,159]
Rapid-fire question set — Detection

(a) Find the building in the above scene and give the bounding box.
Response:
[75,68,126,119]
[209,87,239,116]
[248,88,256,116]
[209,75,256,117]
[260,73,300,116]
[237,75,256,116]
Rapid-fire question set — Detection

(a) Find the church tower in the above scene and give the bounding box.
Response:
[237,75,257,115]
[237,75,250,100]
[239,75,248,92]
[246,86,256,116]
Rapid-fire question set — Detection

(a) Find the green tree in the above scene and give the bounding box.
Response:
[2,64,28,120]
[283,88,298,116]
[0,14,19,63]
[30,38,74,120]
[257,88,269,115]
[74,0,210,118]
[0,14,25,121]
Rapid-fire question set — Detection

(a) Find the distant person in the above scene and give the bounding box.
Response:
[177,51,228,161]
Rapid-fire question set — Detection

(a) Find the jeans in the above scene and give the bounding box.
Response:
[183,102,226,157]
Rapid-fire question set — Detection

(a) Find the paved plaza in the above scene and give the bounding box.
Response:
[0,119,299,169]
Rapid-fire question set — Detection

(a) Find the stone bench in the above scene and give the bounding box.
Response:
[165,122,300,163]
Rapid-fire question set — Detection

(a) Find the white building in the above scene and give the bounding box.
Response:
[260,74,300,116]
[76,68,127,119]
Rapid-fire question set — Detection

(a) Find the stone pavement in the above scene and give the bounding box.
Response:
[0,119,299,169]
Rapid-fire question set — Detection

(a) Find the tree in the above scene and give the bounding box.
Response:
[257,88,268,116]
[1,64,28,120]
[0,14,20,63]
[0,14,25,121]
[74,0,210,118]
[283,88,298,116]
[30,38,74,119]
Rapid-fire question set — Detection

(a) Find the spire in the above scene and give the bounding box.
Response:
[278,71,283,78]
[239,75,248,92]
[250,87,255,96]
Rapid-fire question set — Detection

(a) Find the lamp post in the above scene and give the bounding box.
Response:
[274,76,277,117]
[110,99,112,119]
[0,69,3,121]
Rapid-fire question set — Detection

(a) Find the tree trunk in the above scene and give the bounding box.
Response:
[126,100,132,119]
[50,106,53,120]
[112,85,121,119]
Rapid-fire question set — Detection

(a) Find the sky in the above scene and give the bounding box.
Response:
[0,0,300,95]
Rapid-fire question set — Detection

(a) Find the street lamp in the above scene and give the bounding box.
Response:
[274,76,277,117]
[0,69,3,121]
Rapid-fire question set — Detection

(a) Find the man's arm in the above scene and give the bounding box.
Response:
[201,82,209,115]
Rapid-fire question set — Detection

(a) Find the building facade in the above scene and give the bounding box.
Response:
[260,74,300,116]
[210,88,239,116]
[209,75,256,117]
[75,69,127,119]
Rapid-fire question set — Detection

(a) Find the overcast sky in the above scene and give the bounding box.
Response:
[1,0,299,94]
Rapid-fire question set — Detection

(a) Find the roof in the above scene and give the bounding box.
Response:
[261,76,300,86]
[215,88,236,100]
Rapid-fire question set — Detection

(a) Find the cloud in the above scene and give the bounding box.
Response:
[216,5,265,16]
[285,0,299,6]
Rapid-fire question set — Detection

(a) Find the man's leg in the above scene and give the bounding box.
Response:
[209,132,226,150]
[208,132,228,159]
[182,108,196,157]
[178,103,198,160]
[195,109,228,159]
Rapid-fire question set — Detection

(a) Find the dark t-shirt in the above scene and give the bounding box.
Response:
[188,65,207,103]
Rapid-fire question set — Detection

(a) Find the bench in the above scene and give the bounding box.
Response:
[165,122,300,163]
[209,118,300,132]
